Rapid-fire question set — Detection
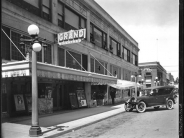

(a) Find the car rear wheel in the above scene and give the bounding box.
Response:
[136,101,146,113]
[166,99,174,110]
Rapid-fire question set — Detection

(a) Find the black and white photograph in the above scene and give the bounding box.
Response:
[1,0,182,138]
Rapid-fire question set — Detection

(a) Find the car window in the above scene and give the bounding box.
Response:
[157,88,165,95]
[158,88,174,95]
[165,88,174,95]
[142,89,151,96]
[150,89,158,96]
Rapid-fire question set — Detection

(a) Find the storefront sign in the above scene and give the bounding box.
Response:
[58,29,86,45]
[37,70,115,84]
[2,69,30,78]
[144,68,152,72]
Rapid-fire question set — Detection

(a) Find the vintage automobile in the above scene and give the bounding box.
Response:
[124,85,178,113]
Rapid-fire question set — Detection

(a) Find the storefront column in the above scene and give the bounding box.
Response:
[106,85,110,105]
[107,62,110,76]
[86,10,90,42]
[51,0,58,25]
[84,82,91,107]
[53,44,58,65]
[88,52,91,72]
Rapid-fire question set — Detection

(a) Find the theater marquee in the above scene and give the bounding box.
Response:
[58,29,86,45]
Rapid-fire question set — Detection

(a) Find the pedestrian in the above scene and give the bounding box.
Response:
[110,87,116,105]
[92,92,96,100]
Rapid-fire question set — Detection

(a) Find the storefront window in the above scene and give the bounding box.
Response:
[58,47,65,66]
[44,44,52,64]
[11,31,26,61]
[95,60,104,75]
[2,26,10,60]
[91,58,95,72]
[66,50,81,70]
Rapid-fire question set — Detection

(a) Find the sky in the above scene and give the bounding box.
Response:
[95,0,179,79]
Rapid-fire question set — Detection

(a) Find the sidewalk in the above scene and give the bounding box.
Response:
[2,104,125,138]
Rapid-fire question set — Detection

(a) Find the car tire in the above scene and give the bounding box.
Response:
[124,103,133,112]
[154,106,160,110]
[136,101,146,113]
[166,99,174,110]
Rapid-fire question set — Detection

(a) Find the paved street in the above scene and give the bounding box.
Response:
[59,103,179,138]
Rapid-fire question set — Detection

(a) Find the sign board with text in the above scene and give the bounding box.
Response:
[58,29,86,45]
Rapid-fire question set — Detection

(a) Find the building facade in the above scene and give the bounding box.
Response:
[138,62,167,88]
[166,73,174,85]
[2,0,139,117]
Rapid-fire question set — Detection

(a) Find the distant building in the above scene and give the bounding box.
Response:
[167,73,174,85]
[138,62,167,88]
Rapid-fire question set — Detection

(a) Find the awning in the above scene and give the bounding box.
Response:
[108,79,143,90]
[2,61,117,84]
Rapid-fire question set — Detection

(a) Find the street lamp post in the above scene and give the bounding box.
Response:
[20,24,46,137]
[131,72,141,99]
[154,77,159,86]
[140,79,144,84]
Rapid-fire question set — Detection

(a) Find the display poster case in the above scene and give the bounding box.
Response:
[38,83,53,114]
[76,89,87,107]
[69,93,79,109]
[25,94,32,112]
[14,94,25,111]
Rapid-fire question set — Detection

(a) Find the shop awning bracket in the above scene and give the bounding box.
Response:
[90,52,113,76]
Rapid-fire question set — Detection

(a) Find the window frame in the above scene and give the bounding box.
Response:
[90,23,107,50]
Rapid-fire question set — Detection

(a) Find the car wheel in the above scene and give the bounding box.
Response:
[136,101,146,113]
[166,99,174,110]
[124,103,133,112]
[154,106,160,110]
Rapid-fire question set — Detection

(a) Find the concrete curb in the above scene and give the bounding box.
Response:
[44,104,125,138]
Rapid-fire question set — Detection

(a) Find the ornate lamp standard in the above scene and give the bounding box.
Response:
[20,24,46,137]
[140,79,144,85]
[154,77,159,86]
[131,72,141,99]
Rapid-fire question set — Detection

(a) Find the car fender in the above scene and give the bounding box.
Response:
[136,99,148,107]
[165,97,175,104]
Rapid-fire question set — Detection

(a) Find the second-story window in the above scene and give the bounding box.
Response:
[94,27,102,47]
[64,7,86,31]
[58,2,64,28]
[65,8,79,30]
[42,0,51,21]
[123,47,130,62]
[90,24,107,49]
[110,38,119,56]
[44,44,52,64]
[132,53,138,66]
[7,0,52,22]
[117,43,121,57]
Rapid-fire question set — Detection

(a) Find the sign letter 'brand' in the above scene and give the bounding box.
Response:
[58,29,86,45]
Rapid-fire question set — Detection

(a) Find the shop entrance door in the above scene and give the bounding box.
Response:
[59,85,63,109]
[2,83,7,113]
